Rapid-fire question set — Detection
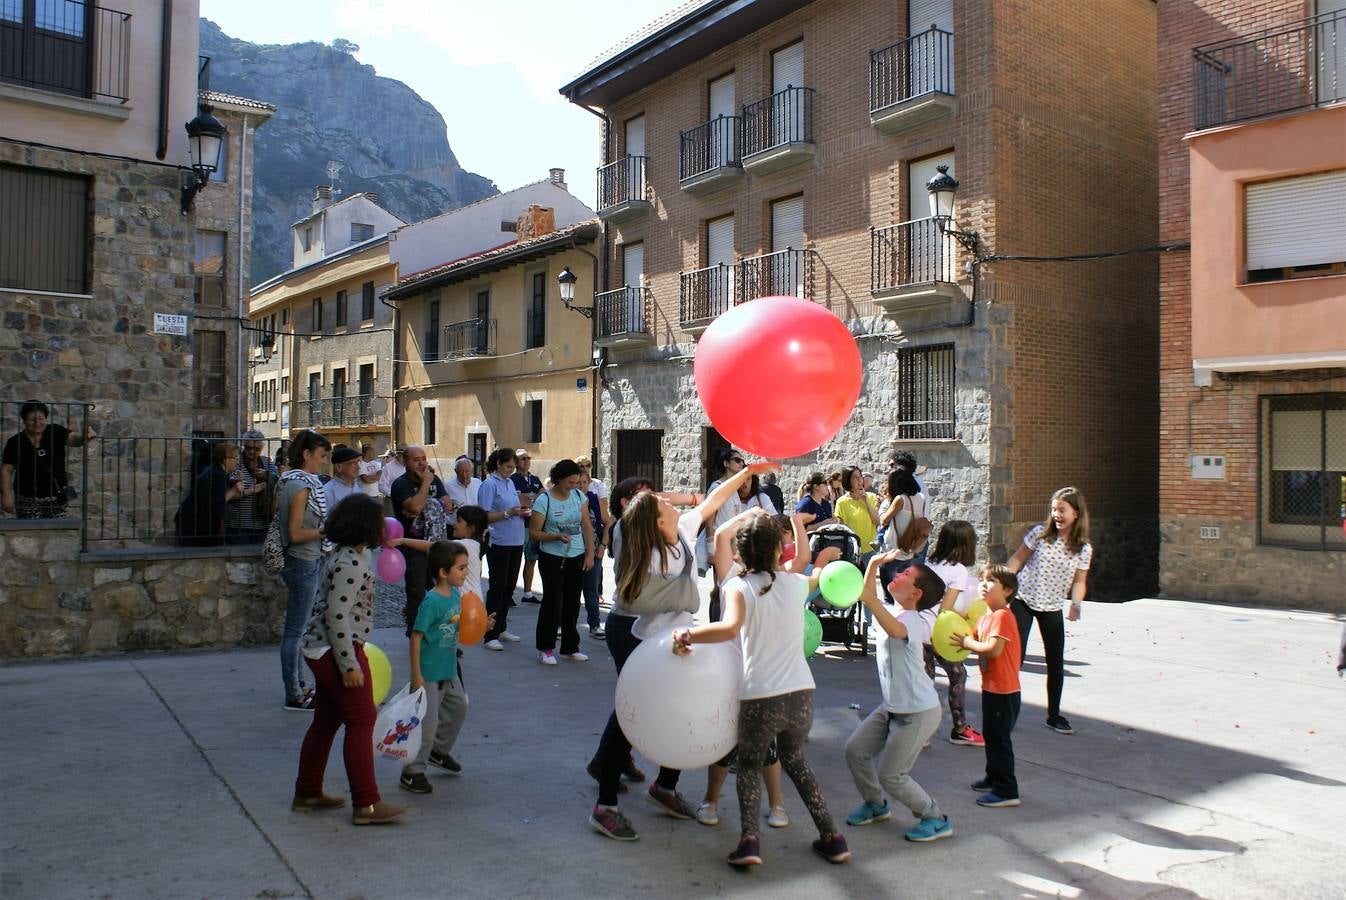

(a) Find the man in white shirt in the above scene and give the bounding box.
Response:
[378,448,405,496]
[444,455,481,525]
[357,443,382,497]
[324,446,362,508]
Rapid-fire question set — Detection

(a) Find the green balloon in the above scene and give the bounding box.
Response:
[819,560,864,609]
[803,609,823,658]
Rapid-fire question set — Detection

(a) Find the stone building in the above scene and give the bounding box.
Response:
[562,0,1160,596]
[1156,0,1345,607]
[0,1,283,658]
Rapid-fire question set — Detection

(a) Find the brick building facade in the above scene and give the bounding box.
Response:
[563,0,1159,596]
[1156,0,1345,607]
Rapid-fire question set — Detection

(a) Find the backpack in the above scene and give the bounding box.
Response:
[262,513,287,573]
[896,494,932,554]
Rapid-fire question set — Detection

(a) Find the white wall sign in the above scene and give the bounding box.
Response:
[153,313,189,335]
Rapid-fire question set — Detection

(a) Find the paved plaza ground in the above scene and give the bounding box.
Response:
[2,558,1343,899]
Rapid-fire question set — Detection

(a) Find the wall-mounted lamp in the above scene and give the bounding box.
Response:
[926,164,982,257]
[180,107,227,214]
[556,266,593,318]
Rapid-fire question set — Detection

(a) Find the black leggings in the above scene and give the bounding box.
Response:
[484,544,523,641]
[1011,599,1065,719]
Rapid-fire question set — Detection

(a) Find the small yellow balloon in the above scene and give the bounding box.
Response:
[363,642,393,705]
[964,600,989,632]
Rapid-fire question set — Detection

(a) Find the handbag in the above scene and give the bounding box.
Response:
[896,494,932,554]
[262,513,287,573]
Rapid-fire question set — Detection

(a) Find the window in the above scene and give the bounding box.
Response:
[194,330,227,407]
[1245,170,1346,282]
[474,288,490,353]
[526,271,546,349]
[210,138,229,183]
[0,0,92,96]
[423,406,437,445]
[307,372,321,403]
[252,382,261,417]
[1261,394,1346,550]
[302,226,313,252]
[361,281,375,321]
[280,375,289,395]
[524,398,544,444]
[897,343,955,440]
[351,223,374,242]
[281,308,289,326]
[615,429,664,488]
[312,297,323,333]
[0,164,89,294]
[425,298,440,360]
[335,289,347,327]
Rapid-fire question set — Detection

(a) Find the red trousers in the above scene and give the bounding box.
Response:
[294,645,380,807]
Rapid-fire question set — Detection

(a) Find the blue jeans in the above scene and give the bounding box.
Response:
[280,554,323,702]
[582,559,602,629]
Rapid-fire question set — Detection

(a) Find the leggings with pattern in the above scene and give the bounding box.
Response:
[923,645,968,731]
[735,689,836,840]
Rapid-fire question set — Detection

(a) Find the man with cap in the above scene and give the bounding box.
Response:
[225,430,277,544]
[323,446,362,508]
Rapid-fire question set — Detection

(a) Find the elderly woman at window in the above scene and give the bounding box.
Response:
[1,401,97,519]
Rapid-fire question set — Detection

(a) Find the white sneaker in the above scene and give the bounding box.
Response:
[766,805,790,828]
[484,639,504,651]
[539,651,558,666]
[499,632,522,643]
[695,801,719,826]
[561,651,589,662]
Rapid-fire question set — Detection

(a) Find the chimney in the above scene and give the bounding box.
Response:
[312,185,333,213]
[515,205,556,242]
[548,167,566,189]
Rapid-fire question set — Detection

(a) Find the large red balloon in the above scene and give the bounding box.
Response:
[694,297,862,459]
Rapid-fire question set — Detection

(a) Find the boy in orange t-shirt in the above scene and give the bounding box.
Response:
[952,564,1022,808]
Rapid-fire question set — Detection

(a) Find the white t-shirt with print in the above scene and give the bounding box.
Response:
[729,570,815,701]
[358,459,382,496]
[1018,524,1092,612]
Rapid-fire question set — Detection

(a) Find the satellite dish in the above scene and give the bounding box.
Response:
[370,396,388,416]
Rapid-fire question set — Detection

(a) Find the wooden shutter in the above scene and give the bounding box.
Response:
[0,165,89,294]
[707,215,735,267]
[771,196,804,251]
[1246,170,1346,271]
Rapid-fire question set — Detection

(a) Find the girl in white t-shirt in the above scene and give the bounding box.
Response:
[675,512,850,868]
[922,520,981,747]
[1008,487,1093,736]
[450,505,489,601]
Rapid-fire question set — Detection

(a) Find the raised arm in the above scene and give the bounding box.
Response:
[675,582,746,651]
[859,553,910,640]
[691,462,779,529]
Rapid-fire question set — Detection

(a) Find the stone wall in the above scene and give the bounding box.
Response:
[0,522,284,659]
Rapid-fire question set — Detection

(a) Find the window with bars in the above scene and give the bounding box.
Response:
[1260,393,1346,550]
[897,343,956,440]
[0,164,89,294]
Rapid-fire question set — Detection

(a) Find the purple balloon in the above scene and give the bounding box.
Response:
[383,517,404,545]
[376,548,406,583]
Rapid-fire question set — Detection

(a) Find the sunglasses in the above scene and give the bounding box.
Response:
[729,456,745,464]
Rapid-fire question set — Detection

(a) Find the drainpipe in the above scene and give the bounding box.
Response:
[382,292,401,447]
[156,0,171,159]
[235,113,250,436]
[570,99,611,476]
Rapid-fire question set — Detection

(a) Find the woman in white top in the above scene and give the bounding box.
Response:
[697,448,745,574]
[1008,487,1093,736]
[876,465,929,602]
[675,511,850,868]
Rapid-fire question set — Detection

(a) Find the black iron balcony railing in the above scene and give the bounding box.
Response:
[442,318,496,359]
[597,155,649,211]
[679,263,739,327]
[871,217,959,292]
[0,2,131,102]
[740,248,816,303]
[680,115,741,181]
[1193,10,1346,129]
[596,286,652,338]
[293,394,377,430]
[741,86,815,157]
[870,26,955,114]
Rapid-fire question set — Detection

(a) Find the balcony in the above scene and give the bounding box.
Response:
[1193,10,1346,129]
[441,318,497,361]
[740,248,816,303]
[597,155,651,223]
[870,217,965,316]
[741,86,815,175]
[0,4,131,105]
[595,286,653,350]
[679,263,739,335]
[294,395,378,430]
[679,115,743,196]
[869,26,956,133]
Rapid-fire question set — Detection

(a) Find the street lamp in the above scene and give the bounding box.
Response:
[180,107,228,214]
[926,164,981,256]
[556,265,593,318]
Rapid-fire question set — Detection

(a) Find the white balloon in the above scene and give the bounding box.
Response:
[615,631,742,770]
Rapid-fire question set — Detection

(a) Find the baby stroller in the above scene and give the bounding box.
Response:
[807,523,869,654]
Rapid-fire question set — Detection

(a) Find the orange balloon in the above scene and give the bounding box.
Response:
[458,591,487,645]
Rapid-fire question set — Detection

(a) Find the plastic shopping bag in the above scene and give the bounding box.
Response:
[373,683,426,761]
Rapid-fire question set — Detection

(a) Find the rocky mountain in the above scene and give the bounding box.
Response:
[199,20,498,282]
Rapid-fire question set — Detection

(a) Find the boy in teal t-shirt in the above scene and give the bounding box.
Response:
[401,541,478,794]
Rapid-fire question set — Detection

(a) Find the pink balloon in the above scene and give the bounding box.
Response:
[376,548,406,583]
[694,296,862,459]
[780,541,796,564]
[383,517,404,544]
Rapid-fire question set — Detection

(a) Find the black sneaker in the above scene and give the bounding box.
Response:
[586,758,627,793]
[399,772,433,794]
[428,751,461,775]
[283,696,314,712]
[521,593,541,605]
[1046,715,1075,735]
[727,835,762,867]
[970,778,993,792]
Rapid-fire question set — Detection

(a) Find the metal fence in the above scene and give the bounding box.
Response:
[680,115,741,181]
[871,216,959,292]
[870,26,955,114]
[741,86,814,157]
[442,318,496,359]
[597,155,648,211]
[1193,10,1345,129]
[740,248,816,303]
[679,263,738,327]
[596,286,651,338]
[0,2,131,102]
[293,395,376,430]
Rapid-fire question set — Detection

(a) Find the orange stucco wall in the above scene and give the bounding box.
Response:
[1187,102,1346,364]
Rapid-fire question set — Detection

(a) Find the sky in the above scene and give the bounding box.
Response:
[199,0,678,211]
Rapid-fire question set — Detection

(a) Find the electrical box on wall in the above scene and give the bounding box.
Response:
[1199,526,1221,540]
[1191,454,1226,479]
